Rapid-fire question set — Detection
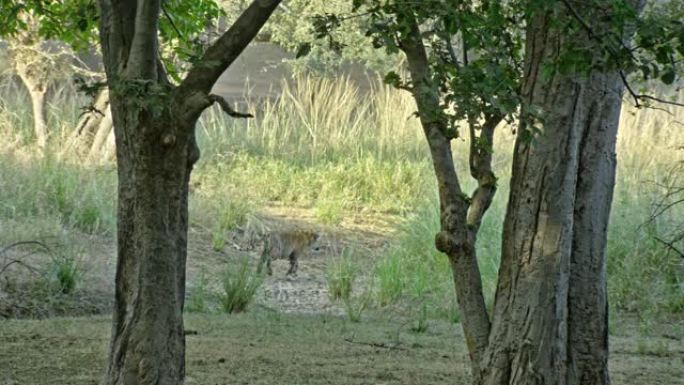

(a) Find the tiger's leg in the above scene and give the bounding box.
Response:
[267,256,273,275]
[286,251,298,275]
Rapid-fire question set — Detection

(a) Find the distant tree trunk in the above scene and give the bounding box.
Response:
[87,104,114,160]
[66,88,112,158]
[16,71,48,149]
[97,1,282,383]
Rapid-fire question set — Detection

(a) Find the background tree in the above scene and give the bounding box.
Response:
[314,0,683,383]
[1,8,99,150]
[2,1,281,383]
[219,0,402,74]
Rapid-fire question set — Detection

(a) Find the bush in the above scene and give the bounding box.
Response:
[326,249,358,301]
[186,269,211,313]
[218,258,262,314]
[51,254,80,295]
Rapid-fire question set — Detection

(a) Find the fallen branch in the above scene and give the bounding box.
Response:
[0,240,53,257]
[654,236,684,259]
[0,259,41,277]
[343,336,407,351]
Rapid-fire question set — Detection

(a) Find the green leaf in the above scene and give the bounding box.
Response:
[660,69,676,85]
[383,71,402,87]
[295,43,312,59]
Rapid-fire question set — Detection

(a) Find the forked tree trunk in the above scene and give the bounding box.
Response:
[87,105,114,160]
[399,2,641,385]
[97,1,282,384]
[399,16,495,376]
[480,6,639,385]
[66,88,111,150]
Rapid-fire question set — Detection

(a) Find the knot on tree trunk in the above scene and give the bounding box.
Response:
[435,231,462,255]
[161,133,176,146]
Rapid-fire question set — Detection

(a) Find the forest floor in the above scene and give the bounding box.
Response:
[1,311,683,384]
[1,208,683,384]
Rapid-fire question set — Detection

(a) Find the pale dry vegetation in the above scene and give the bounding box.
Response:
[0,74,682,382]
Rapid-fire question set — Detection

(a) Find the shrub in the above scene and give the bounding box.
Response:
[50,254,80,295]
[218,257,262,314]
[326,249,358,301]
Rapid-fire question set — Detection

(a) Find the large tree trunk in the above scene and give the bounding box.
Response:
[480,5,639,385]
[97,1,283,383]
[566,72,623,385]
[105,105,198,384]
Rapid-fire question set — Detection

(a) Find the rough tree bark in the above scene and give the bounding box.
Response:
[399,2,642,385]
[97,1,282,384]
[480,3,643,384]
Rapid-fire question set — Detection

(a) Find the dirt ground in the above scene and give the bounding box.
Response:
[1,312,683,385]
[1,208,683,384]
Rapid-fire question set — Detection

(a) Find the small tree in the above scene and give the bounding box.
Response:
[2,10,99,149]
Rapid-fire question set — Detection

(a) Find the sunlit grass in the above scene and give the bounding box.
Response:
[0,74,682,322]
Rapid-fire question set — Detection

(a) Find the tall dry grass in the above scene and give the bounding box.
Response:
[0,74,681,322]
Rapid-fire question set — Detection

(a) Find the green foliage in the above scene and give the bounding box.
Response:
[262,0,402,74]
[0,0,223,82]
[315,0,527,136]
[208,196,252,251]
[50,254,80,295]
[342,286,372,323]
[159,0,224,82]
[410,302,429,334]
[314,198,343,225]
[0,0,99,49]
[313,0,684,135]
[326,249,359,301]
[186,269,212,313]
[374,197,452,306]
[218,257,262,314]
[0,153,117,235]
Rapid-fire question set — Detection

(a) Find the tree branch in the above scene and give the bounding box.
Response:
[654,236,684,259]
[125,0,161,79]
[208,94,253,118]
[398,14,490,371]
[177,0,282,103]
[467,114,501,234]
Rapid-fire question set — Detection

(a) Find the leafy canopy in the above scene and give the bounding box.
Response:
[309,0,684,138]
[0,0,224,81]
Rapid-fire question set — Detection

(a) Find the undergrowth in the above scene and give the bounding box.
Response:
[0,74,682,324]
